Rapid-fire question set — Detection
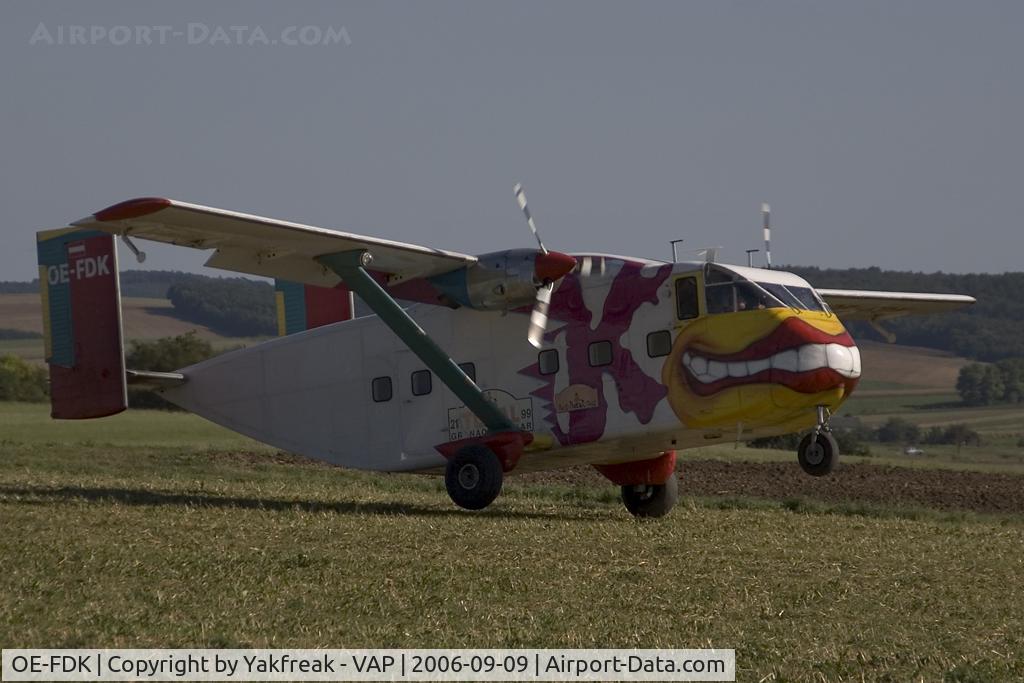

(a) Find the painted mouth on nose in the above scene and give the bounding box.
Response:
[682,317,861,396]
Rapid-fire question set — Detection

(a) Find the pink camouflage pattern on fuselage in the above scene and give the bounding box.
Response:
[519,258,673,445]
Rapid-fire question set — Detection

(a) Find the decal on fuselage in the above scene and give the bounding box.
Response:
[447,389,534,440]
[554,384,599,413]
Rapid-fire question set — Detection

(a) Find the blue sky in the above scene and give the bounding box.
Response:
[3,1,1022,281]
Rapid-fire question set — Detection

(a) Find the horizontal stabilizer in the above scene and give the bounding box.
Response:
[125,369,187,388]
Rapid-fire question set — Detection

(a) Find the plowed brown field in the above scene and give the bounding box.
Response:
[518,460,1024,514]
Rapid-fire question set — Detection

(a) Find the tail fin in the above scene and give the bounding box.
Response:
[275,280,354,335]
[36,228,126,419]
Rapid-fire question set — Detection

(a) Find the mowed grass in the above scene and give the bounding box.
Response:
[1,405,1023,681]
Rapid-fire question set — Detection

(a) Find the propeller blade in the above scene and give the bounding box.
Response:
[514,182,548,254]
[527,284,552,349]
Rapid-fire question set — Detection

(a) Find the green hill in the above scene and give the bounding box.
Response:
[4,265,1023,361]
[790,266,1023,362]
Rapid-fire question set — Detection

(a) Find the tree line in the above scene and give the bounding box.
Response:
[166,278,276,337]
[125,332,222,409]
[5,264,1024,353]
[956,359,1024,406]
[750,417,982,453]
[2,270,278,338]
[789,266,1024,362]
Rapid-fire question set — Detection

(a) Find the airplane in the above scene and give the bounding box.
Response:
[35,189,975,517]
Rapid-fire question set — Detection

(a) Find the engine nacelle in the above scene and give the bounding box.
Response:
[429,249,576,311]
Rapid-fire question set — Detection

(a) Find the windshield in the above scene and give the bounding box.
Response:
[703,265,786,314]
[700,265,831,315]
[758,282,830,313]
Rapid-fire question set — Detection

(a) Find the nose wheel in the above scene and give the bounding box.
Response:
[797,405,838,476]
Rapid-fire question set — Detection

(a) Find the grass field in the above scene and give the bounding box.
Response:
[1,403,1023,681]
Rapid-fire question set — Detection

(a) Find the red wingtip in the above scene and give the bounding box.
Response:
[93,197,172,222]
[534,251,577,283]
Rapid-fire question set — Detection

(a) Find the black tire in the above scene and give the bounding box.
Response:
[798,431,839,476]
[621,475,679,518]
[445,445,504,510]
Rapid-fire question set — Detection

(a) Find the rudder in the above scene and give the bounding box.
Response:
[36,228,126,419]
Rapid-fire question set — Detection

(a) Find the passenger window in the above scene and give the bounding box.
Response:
[411,370,432,396]
[371,376,392,403]
[588,340,613,367]
[538,349,559,375]
[458,362,476,383]
[675,277,699,320]
[647,330,672,358]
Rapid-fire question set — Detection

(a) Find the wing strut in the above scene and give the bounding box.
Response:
[317,250,515,434]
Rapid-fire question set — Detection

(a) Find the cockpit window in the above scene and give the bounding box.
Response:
[706,280,785,314]
[758,282,830,313]
[758,282,804,309]
[701,265,828,315]
[705,267,735,285]
[787,286,829,313]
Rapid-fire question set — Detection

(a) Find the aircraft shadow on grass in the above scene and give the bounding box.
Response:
[0,484,612,521]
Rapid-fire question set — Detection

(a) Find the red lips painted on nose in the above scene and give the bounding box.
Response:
[534,251,577,283]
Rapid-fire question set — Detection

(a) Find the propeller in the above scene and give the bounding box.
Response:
[513,183,575,348]
[527,281,552,349]
[514,182,548,255]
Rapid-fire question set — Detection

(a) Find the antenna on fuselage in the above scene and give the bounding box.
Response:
[762,202,772,269]
[670,239,684,263]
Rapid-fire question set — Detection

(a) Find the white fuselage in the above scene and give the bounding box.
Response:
[160,256,859,474]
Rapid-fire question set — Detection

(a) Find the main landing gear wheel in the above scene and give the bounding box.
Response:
[621,475,679,518]
[798,432,839,476]
[445,445,504,510]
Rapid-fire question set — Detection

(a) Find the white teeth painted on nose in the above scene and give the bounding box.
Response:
[826,343,854,374]
[747,358,770,375]
[772,350,799,372]
[707,360,728,380]
[683,343,862,383]
[798,345,827,372]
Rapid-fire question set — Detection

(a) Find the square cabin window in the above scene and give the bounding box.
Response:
[371,376,392,403]
[647,330,672,358]
[676,277,699,320]
[588,340,613,367]
[538,349,559,375]
[458,362,476,383]
[411,370,432,396]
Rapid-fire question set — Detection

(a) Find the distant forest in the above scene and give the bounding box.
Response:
[2,266,1022,359]
[0,270,278,337]
[788,266,1024,362]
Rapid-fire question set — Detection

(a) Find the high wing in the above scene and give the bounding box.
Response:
[71,197,477,287]
[817,288,976,321]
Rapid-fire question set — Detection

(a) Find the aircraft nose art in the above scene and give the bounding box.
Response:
[679,315,860,399]
[764,315,861,407]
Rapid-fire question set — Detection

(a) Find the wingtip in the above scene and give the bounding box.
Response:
[91,197,173,222]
